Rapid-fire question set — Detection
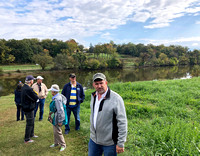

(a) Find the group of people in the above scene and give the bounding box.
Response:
[14,72,127,155]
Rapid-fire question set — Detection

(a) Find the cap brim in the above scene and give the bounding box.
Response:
[48,88,59,92]
[93,77,104,81]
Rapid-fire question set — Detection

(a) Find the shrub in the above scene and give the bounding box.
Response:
[0,68,3,76]
[53,54,76,70]
[85,59,100,69]
[107,57,122,68]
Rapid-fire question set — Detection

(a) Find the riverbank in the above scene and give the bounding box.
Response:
[1,78,200,155]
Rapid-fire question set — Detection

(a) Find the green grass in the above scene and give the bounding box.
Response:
[0,64,53,71]
[0,94,88,156]
[1,78,200,155]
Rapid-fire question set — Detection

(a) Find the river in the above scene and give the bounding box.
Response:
[0,66,198,97]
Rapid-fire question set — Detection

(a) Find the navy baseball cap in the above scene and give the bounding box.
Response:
[25,75,35,81]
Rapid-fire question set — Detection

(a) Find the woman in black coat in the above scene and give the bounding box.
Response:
[14,83,24,121]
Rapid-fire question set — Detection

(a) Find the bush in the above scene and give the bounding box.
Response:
[0,68,3,76]
[107,57,122,68]
[85,59,100,69]
[53,54,76,70]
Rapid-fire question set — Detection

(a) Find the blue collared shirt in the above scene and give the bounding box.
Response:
[52,93,59,100]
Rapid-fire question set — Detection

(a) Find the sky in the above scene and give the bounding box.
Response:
[0,0,200,50]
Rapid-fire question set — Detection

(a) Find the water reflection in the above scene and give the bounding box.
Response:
[0,66,198,97]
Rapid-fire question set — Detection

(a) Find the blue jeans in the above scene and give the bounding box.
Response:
[34,98,45,120]
[65,104,80,131]
[88,139,117,156]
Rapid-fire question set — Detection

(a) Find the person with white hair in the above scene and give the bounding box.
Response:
[32,76,48,121]
[21,75,39,144]
[48,84,67,152]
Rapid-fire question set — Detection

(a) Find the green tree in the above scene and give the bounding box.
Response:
[54,54,76,69]
[73,52,87,69]
[33,49,53,70]
[93,44,103,58]
[0,39,15,64]
[179,55,189,65]
[6,39,34,63]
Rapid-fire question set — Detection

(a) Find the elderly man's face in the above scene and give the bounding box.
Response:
[93,80,108,95]
[37,79,42,84]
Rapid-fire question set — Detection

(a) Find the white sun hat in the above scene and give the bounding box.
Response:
[37,76,44,80]
[48,84,60,92]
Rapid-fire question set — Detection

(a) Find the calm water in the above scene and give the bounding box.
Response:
[0,66,198,97]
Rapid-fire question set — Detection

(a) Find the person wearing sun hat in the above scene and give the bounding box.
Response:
[32,76,48,121]
[48,84,67,152]
[21,75,39,144]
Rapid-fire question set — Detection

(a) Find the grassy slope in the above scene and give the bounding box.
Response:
[1,78,200,155]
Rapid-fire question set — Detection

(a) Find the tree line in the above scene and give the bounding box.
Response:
[115,43,200,67]
[0,38,200,70]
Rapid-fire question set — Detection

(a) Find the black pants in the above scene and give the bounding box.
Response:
[16,105,24,121]
[24,110,35,141]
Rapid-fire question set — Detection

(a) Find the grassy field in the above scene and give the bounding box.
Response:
[1,78,200,155]
[0,64,53,72]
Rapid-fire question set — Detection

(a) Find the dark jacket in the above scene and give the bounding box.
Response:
[21,84,39,112]
[14,90,21,105]
[61,82,85,107]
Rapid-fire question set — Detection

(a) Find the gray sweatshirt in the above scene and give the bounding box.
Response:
[90,88,127,147]
[53,93,67,125]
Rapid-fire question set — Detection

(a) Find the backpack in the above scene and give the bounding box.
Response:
[48,100,68,126]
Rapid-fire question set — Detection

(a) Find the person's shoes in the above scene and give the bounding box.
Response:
[31,135,38,138]
[39,119,42,121]
[50,144,58,148]
[60,146,66,152]
[75,128,80,131]
[64,130,69,134]
[24,139,34,143]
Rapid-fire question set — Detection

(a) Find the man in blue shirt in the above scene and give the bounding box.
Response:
[61,73,85,134]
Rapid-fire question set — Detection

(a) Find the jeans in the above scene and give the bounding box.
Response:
[24,110,35,141]
[88,139,117,156]
[65,104,80,131]
[34,98,45,120]
[16,104,24,120]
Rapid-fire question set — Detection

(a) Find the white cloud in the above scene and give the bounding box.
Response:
[132,12,151,22]
[0,0,200,45]
[141,37,200,48]
[196,21,200,24]
[131,0,200,29]
[144,23,170,29]
[192,43,199,46]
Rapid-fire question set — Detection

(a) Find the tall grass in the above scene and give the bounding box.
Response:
[1,78,200,155]
[108,78,200,155]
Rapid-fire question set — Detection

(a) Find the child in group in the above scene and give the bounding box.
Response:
[48,84,67,152]
[14,83,24,121]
